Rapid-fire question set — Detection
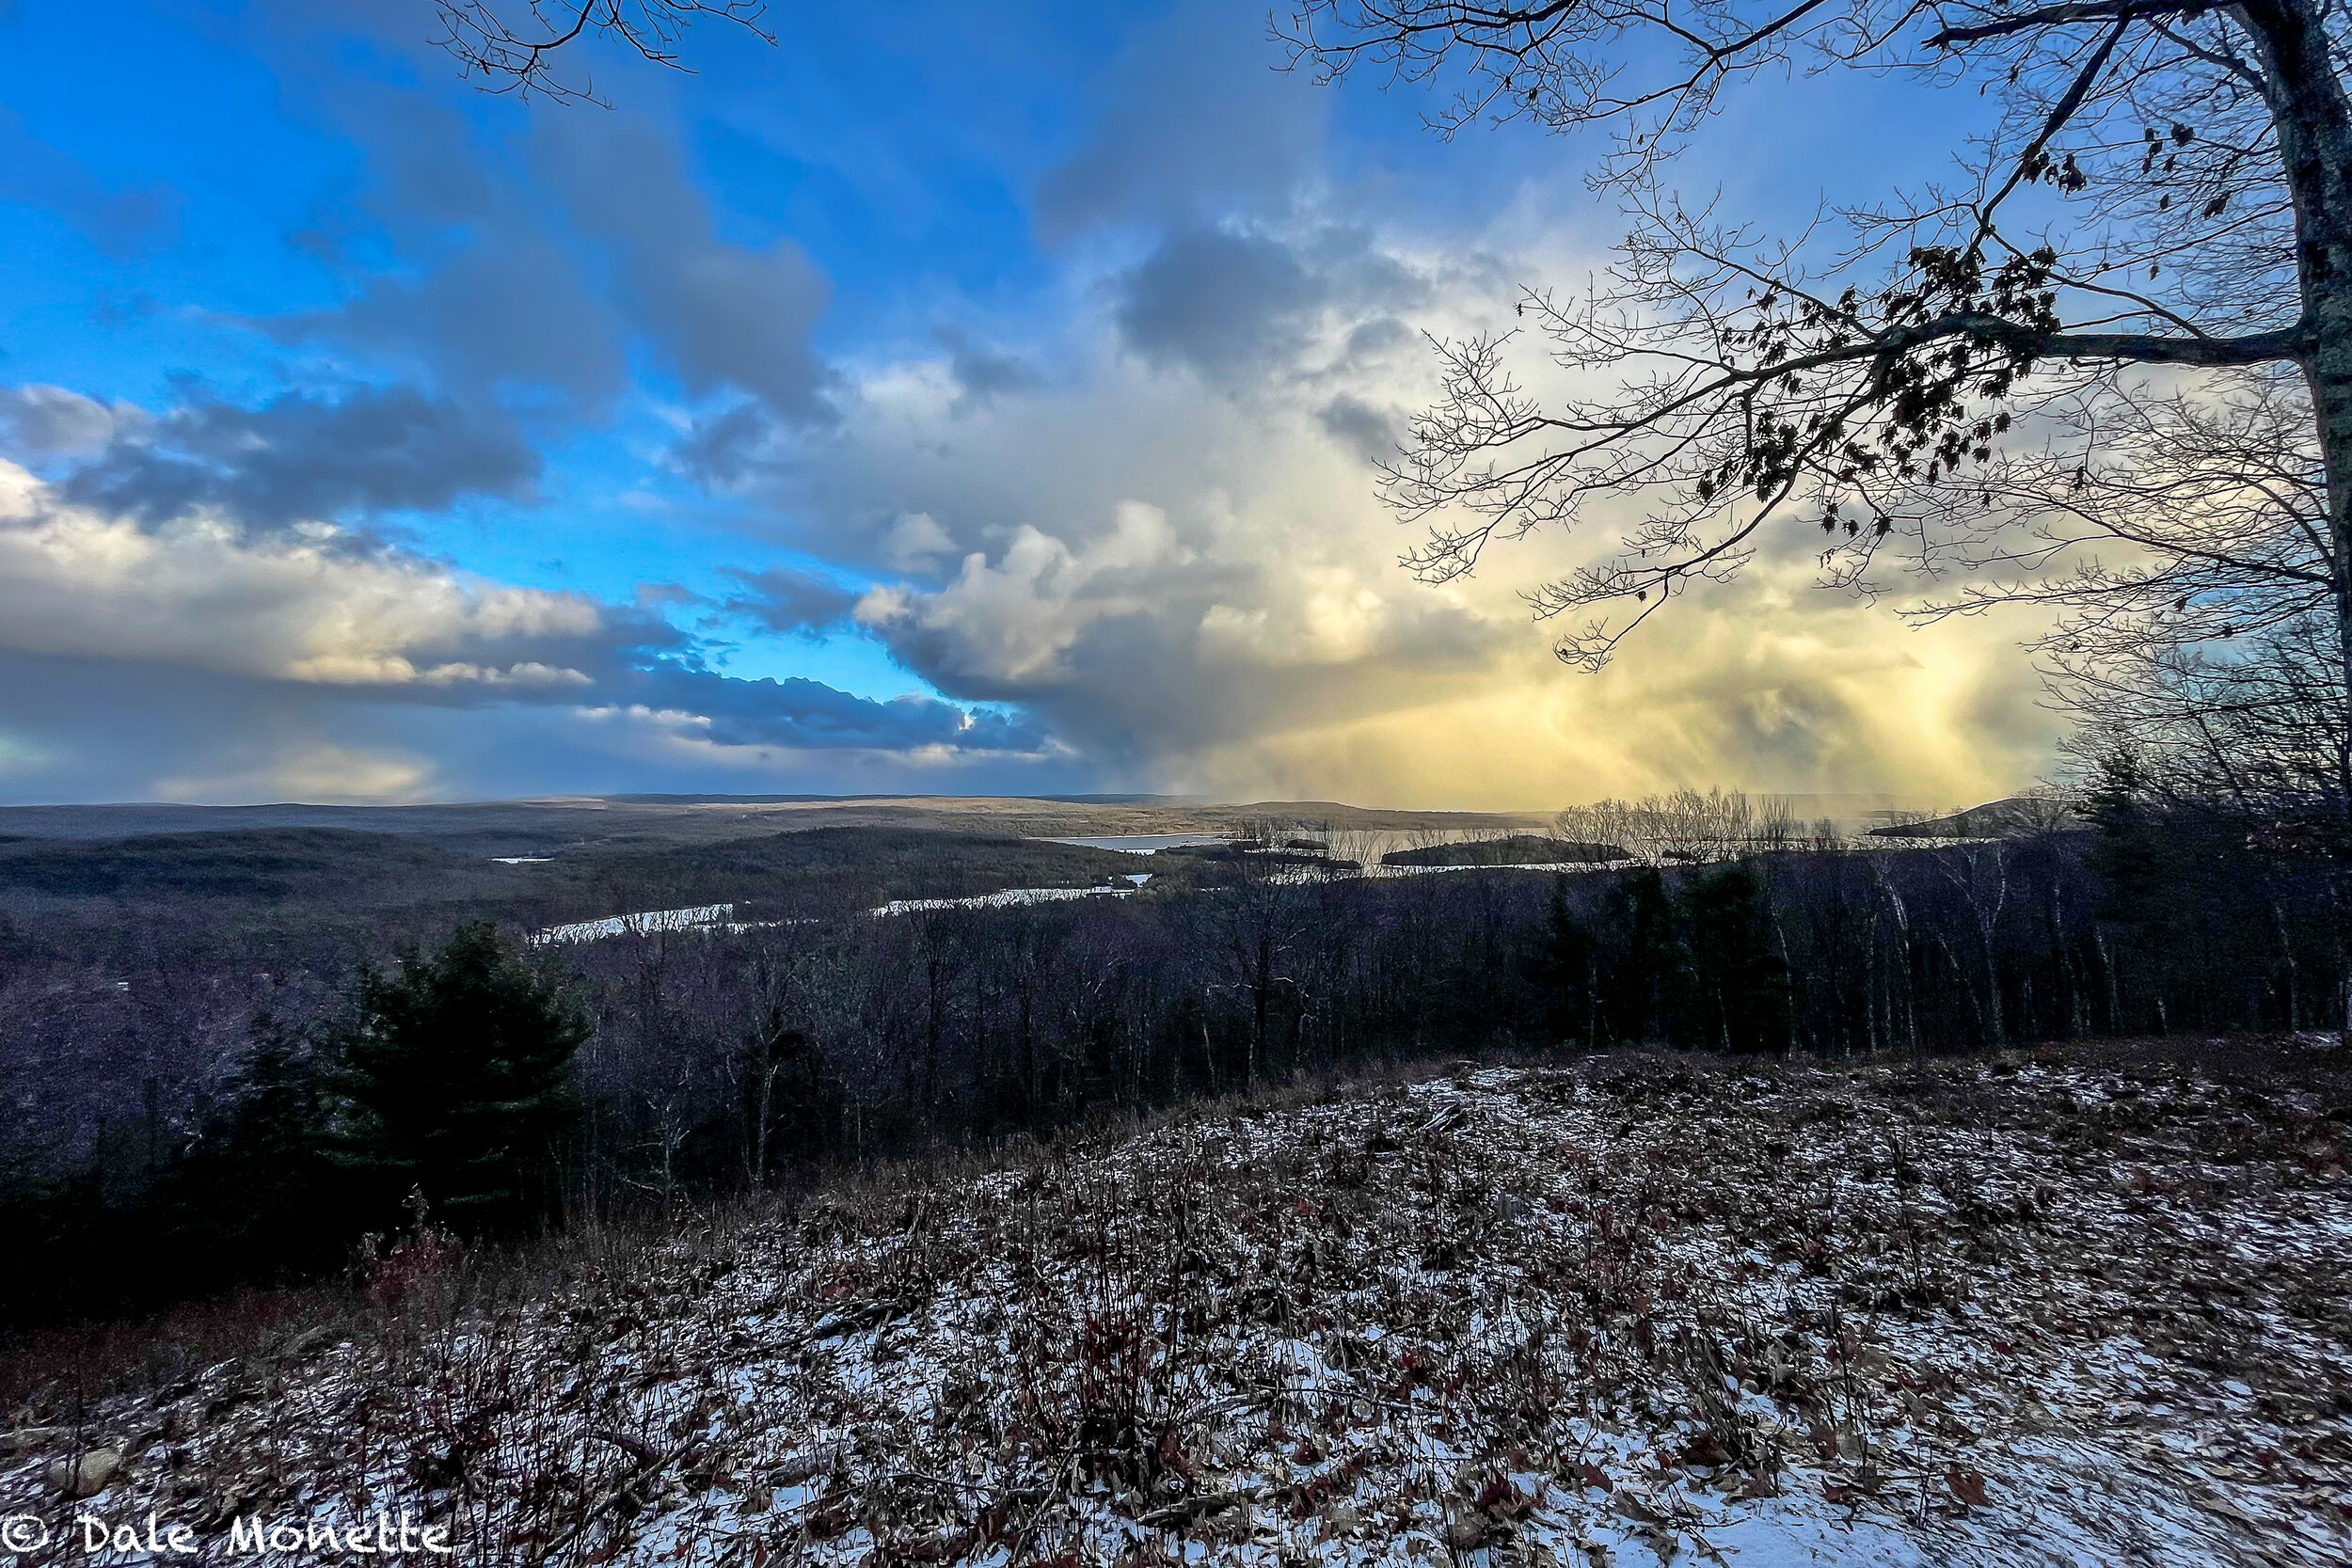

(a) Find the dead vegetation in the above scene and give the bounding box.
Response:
[3,1039,2347,1565]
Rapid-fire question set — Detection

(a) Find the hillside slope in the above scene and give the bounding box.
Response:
[0,829,494,904]
[5,1050,2347,1566]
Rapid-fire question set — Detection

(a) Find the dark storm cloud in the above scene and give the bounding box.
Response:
[868,566,1502,768]
[1035,0,1325,239]
[672,401,783,490]
[541,115,835,425]
[0,107,182,258]
[1340,314,1418,359]
[0,646,440,802]
[0,385,134,460]
[267,235,629,413]
[361,89,501,226]
[722,565,862,639]
[258,94,628,412]
[1316,393,1400,464]
[627,664,1046,754]
[55,382,539,528]
[259,96,835,427]
[935,325,1041,412]
[1114,226,1325,381]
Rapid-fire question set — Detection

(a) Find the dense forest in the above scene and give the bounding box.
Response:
[2,765,2344,1325]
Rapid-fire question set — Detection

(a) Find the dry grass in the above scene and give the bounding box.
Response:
[0,1051,1438,1422]
[4,1039,2348,1567]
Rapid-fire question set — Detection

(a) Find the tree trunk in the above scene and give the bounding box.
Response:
[924,947,942,1126]
[2249,1,2352,808]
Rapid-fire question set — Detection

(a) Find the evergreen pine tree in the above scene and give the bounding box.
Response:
[1679,865,1792,1053]
[333,922,588,1235]
[1526,878,1599,1047]
[161,1017,347,1280]
[2083,750,2275,1033]
[1600,868,1677,1043]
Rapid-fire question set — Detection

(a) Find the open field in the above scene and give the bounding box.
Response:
[6,1037,2344,1567]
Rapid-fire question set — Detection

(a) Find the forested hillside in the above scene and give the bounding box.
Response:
[4,778,2347,1326]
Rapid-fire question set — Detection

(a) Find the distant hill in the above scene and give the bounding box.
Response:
[0,828,486,903]
[0,821,1186,930]
[0,793,1544,854]
[545,826,1152,916]
[1867,795,2083,839]
[1382,834,1626,867]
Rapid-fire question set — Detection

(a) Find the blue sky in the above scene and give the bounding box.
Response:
[0,0,2056,807]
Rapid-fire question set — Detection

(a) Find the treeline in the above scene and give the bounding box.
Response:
[4,782,2346,1323]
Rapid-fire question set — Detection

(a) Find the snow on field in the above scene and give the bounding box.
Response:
[529,889,1158,942]
[1243,860,1638,889]
[869,885,1136,917]
[8,1051,2346,1566]
[530,904,738,944]
[1037,835,1233,854]
[1356,860,1639,879]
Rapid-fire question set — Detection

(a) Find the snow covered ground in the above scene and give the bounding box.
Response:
[531,886,1154,938]
[869,885,1140,917]
[1348,860,1640,880]
[6,1050,2346,1565]
[530,904,739,944]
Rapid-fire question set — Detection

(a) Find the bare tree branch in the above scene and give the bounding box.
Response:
[1287,0,2352,811]
[433,0,771,104]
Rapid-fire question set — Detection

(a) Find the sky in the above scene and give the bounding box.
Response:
[0,0,2067,809]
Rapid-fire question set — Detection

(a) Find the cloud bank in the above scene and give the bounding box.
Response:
[0,452,1053,801]
[0,0,2075,807]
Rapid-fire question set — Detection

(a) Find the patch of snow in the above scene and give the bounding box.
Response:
[869,886,1136,917]
[530,903,737,944]
[8,1056,2344,1567]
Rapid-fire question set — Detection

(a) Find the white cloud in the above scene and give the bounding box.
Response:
[0,455,1060,803]
[881,511,955,569]
[864,502,1193,687]
[739,204,2070,807]
[0,460,608,688]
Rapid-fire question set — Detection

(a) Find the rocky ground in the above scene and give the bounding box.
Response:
[5,1040,2349,1566]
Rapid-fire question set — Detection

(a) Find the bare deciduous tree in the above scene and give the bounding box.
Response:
[1282,1,2352,804]
[1557,785,1761,863]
